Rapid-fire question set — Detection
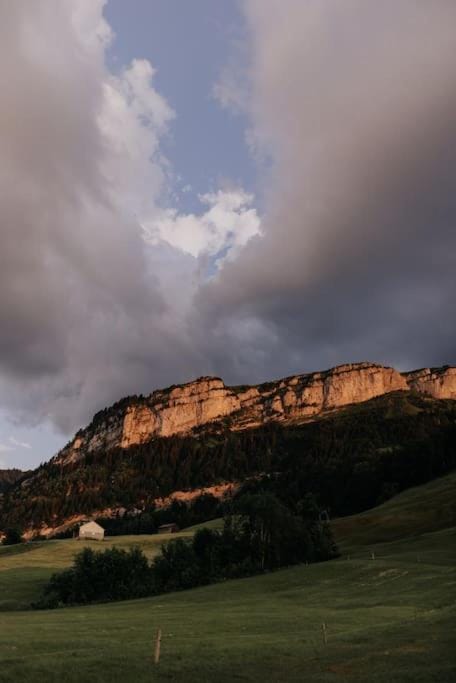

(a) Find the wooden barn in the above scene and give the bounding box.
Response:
[78,521,105,541]
[157,523,179,534]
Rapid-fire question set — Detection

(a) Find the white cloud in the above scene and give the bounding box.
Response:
[9,437,31,449]
[144,189,261,264]
[213,68,247,115]
[0,436,31,455]
[98,58,175,219]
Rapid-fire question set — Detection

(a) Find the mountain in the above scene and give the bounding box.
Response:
[0,469,28,495]
[1,362,455,536]
[49,362,456,465]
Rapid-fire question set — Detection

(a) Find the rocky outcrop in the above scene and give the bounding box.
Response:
[56,377,242,464]
[121,378,240,447]
[53,362,456,467]
[403,366,456,399]
[232,362,408,430]
[55,362,422,466]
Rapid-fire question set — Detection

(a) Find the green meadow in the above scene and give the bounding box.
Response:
[0,475,455,682]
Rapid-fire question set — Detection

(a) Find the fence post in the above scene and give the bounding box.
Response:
[322,622,327,646]
[154,627,162,664]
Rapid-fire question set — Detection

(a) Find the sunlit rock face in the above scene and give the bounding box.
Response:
[54,362,453,466]
[121,378,241,447]
[56,377,241,462]
[403,366,456,399]
[231,362,408,430]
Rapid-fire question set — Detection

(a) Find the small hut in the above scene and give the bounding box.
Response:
[78,521,105,541]
[157,523,179,534]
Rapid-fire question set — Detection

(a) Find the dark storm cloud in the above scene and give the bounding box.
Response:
[199,1,456,380]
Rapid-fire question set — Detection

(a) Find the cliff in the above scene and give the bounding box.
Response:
[403,366,456,399]
[54,361,454,467]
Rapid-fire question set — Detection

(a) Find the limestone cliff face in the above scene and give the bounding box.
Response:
[403,366,456,399]
[56,362,427,465]
[231,362,408,430]
[121,379,240,447]
[54,362,455,467]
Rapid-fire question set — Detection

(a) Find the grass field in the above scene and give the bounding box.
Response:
[0,475,455,682]
[0,530,193,612]
[332,470,456,549]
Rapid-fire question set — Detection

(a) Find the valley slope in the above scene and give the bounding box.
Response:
[0,473,455,682]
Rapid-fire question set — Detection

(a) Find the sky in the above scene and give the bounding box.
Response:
[0,0,455,470]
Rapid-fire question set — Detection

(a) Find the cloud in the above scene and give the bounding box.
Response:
[197,0,456,377]
[145,189,260,263]
[0,437,31,458]
[0,0,198,432]
[9,437,31,449]
[0,0,258,437]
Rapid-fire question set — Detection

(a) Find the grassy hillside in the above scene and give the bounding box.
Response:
[332,470,456,549]
[188,472,456,549]
[0,474,455,682]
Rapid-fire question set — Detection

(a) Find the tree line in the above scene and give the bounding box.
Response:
[34,493,338,608]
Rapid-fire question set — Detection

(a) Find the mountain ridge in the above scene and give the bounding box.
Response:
[1,362,456,537]
[0,469,28,495]
[55,362,455,467]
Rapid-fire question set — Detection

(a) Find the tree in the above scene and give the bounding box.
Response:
[152,539,199,592]
[234,492,339,570]
[2,528,22,545]
[36,546,154,607]
[193,527,220,580]
[236,493,296,570]
[192,493,219,523]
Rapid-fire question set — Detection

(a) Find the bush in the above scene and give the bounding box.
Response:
[2,528,22,546]
[35,546,153,607]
